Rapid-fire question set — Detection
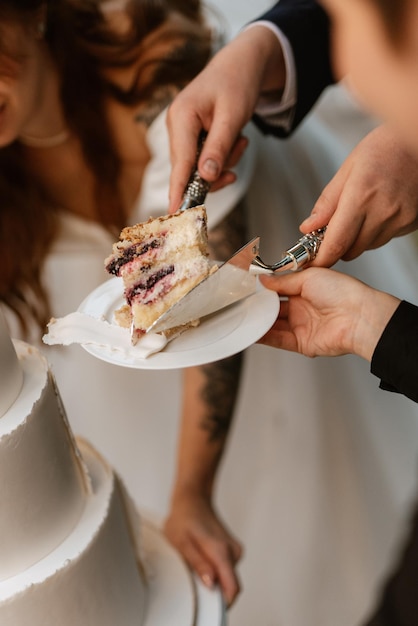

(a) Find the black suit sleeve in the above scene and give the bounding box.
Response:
[252,0,334,137]
[371,301,418,403]
[364,304,418,622]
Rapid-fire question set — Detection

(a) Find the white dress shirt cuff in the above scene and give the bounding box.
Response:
[243,21,297,131]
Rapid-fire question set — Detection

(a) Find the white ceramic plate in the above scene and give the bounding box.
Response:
[141,520,195,626]
[78,277,279,370]
[141,519,225,626]
[194,577,227,626]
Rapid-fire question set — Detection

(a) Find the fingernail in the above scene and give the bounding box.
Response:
[201,573,214,588]
[202,158,219,178]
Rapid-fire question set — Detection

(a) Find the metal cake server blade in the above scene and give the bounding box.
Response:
[147,237,260,334]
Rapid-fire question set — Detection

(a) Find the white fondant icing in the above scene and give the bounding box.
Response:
[0,323,224,624]
[0,310,23,419]
[0,341,87,581]
[0,440,146,626]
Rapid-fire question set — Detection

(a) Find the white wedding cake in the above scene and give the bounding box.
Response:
[0,310,147,625]
[0,309,224,626]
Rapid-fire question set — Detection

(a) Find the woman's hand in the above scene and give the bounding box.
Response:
[259,267,400,361]
[164,489,243,607]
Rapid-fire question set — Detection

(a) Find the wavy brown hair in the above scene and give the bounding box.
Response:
[0,0,213,335]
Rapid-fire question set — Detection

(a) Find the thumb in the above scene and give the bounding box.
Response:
[260,271,306,297]
[197,112,247,182]
[299,167,346,233]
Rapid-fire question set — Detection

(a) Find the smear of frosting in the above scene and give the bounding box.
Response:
[42,312,168,358]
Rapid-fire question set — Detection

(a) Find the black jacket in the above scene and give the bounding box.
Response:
[371,301,418,404]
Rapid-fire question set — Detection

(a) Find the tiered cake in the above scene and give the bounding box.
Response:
[0,310,146,625]
[0,308,224,626]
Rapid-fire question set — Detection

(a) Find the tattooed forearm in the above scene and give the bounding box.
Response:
[198,200,248,441]
[200,352,244,442]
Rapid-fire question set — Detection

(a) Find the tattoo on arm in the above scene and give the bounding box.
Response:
[199,199,248,442]
[201,352,244,442]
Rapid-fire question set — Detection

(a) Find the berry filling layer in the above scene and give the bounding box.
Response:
[126,266,175,305]
[105,238,163,276]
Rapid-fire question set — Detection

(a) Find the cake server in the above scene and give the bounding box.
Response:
[147,227,327,334]
[176,130,327,272]
[148,133,326,333]
[147,237,260,334]
[249,227,327,274]
[178,130,211,212]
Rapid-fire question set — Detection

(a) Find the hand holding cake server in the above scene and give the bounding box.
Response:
[166,0,418,404]
[153,134,328,335]
[177,128,328,278]
[164,0,418,610]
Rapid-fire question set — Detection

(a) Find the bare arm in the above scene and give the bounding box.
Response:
[164,202,248,607]
[164,357,243,606]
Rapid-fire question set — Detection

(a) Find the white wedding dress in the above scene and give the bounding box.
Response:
[3,83,418,626]
[218,84,418,626]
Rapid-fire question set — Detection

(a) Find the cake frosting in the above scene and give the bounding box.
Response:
[105,205,211,342]
[0,310,23,418]
[0,312,147,624]
[0,439,146,625]
[43,310,169,358]
[0,314,146,626]
[0,338,89,582]
[0,311,224,625]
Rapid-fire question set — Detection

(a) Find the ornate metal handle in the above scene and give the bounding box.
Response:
[178,131,211,211]
[250,227,327,274]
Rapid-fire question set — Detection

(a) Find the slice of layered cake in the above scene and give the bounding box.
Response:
[105,205,211,343]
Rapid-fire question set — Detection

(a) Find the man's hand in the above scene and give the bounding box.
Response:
[167,26,286,212]
[300,125,418,266]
